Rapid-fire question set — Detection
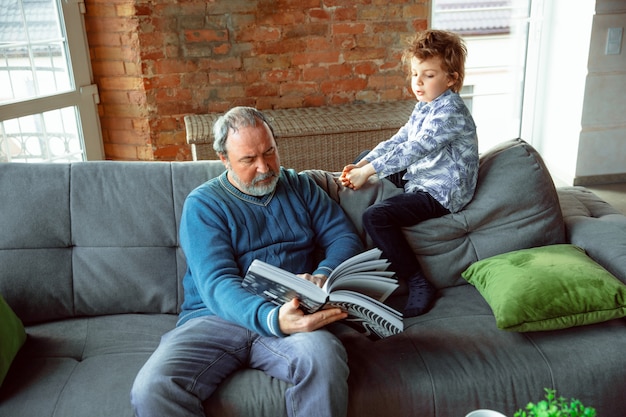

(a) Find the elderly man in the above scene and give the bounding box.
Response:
[131,106,364,417]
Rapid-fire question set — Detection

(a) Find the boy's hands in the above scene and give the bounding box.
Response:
[278,298,347,334]
[340,163,375,190]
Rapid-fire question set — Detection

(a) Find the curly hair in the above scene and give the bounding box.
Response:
[403,29,467,93]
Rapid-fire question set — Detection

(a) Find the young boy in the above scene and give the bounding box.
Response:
[340,29,479,317]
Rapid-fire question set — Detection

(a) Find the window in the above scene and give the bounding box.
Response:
[432,0,533,152]
[0,0,103,162]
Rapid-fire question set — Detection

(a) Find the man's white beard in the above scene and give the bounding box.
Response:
[229,168,279,196]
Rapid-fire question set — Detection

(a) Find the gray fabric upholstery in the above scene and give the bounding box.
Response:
[1,141,626,417]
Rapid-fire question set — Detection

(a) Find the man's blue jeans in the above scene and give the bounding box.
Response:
[131,315,349,417]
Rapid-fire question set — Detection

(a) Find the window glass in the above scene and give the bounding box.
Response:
[432,0,532,152]
[0,107,83,162]
[0,0,72,104]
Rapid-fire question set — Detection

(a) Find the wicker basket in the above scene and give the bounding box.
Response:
[184,101,416,173]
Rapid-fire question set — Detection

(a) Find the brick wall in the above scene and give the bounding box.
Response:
[84,0,429,161]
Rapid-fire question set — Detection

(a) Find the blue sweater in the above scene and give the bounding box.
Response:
[178,168,364,337]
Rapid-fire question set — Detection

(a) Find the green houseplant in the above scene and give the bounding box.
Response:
[514,388,596,417]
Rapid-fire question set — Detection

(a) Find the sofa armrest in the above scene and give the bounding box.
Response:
[558,186,626,283]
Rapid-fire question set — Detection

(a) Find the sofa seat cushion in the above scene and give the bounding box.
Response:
[462,244,626,331]
[0,314,177,417]
[206,285,626,417]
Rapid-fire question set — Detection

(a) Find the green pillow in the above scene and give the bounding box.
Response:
[461,244,626,332]
[0,294,26,386]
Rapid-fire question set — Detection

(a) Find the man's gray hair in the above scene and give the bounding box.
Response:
[212,107,276,156]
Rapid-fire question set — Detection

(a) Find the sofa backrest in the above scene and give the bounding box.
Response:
[0,139,568,323]
[0,161,225,324]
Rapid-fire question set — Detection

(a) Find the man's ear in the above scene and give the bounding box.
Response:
[218,152,229,168]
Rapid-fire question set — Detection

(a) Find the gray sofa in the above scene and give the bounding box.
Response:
[1,138,625,417]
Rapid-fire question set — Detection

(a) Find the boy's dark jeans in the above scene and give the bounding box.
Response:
[362,190,450,281]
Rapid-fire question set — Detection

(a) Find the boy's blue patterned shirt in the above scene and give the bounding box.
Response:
[366,89,479,213]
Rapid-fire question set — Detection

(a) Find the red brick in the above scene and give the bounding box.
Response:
[144,74,181,89]
[329,63,353,78]
[103,143,139,160]
[154,59,197,74]
[99,90,131,104]
[102,102,147,118]
[273,96,305,109]
[151,116,178,131]
[411,19,428,32]
[355,61,378,76]
[255,38,306,55]
[334,6,358,21]
[256,10,306,26]
[303,95,326,107]
[92,60,126,76]
[344,47,387,62]
[115,3,134,17]
[302,67,328,81]
[334,35,357,51]
[237,25,281,43]
[244,55,292,71]
[403,4,429,18]
[332,22,366,35]
[265,69,299,83]
[291,51,341,66]
[246,83,279,97]
[99,76,144,91]
[320,78,368,94]
[206,57,242,71]
[306,36,332,51]
[279,82,318,96]
[213,43,231,55]
[372,21,410,34]
[309,8,330,21]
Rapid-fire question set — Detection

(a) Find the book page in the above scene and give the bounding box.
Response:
[327,290,403,339]
[323,248,397,301]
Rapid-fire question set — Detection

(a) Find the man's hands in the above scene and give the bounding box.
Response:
[297,273,327,288]
[278,298,347,335]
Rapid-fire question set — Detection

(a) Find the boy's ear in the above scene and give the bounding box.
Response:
[447,72,459,87]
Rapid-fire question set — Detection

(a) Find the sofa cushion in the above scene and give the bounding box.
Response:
[461,244,626,331]
[0,295,26,386]
[557,187,626,284]
[307,139,566,289]
[403,138,566,288]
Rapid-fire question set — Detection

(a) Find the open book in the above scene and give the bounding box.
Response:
[241,248,403,339]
